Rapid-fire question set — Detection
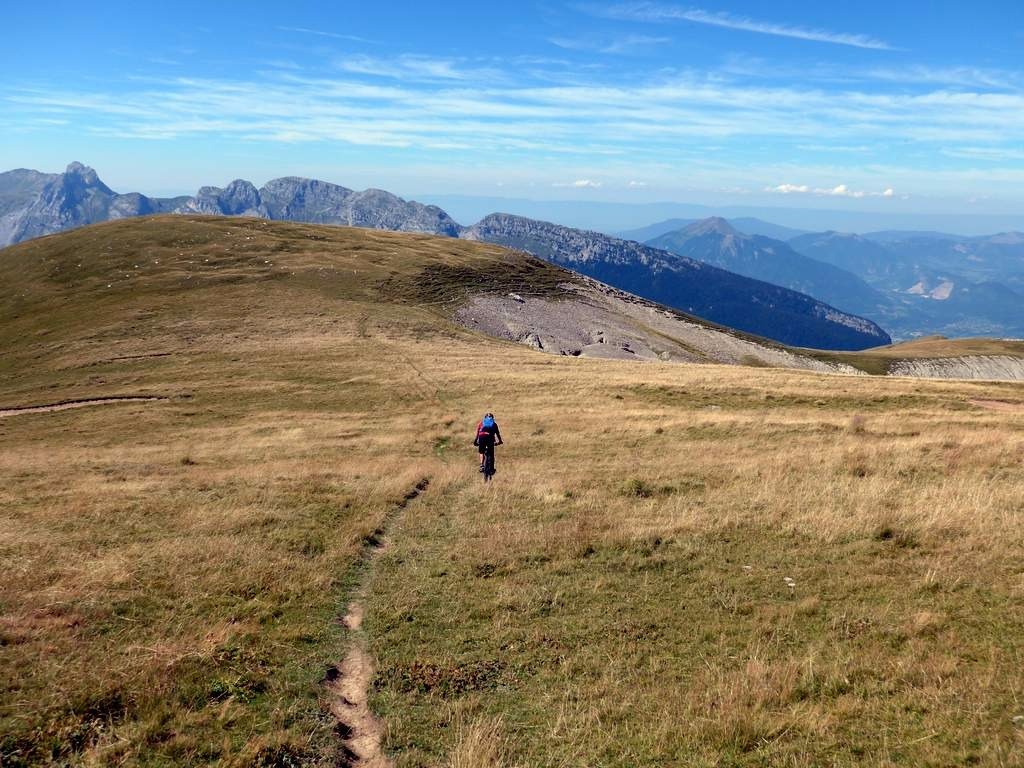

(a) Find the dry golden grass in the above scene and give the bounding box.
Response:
[359,355,1024,767]
[2,218,1023,766]
[446,716,508,768]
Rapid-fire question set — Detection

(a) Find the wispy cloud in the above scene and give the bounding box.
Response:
[550,34,671,54]
[601,3,895,50]
[6,47,1024,203]
[277,26,375,44]
[335,54,503,82]
[942,146,1024,162]
[866,65,1020,90]
[8,68,1023,153]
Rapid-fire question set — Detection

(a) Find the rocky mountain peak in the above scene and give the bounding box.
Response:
[220,180,262,215]
[62,161,111,195]
[683,216,740,238]
[65,161,97,180]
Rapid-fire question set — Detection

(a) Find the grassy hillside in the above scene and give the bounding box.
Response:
[2,217,1023,766]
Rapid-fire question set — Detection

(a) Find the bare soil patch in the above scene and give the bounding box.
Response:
[970,398,1024,412]
[0,396,168,418]
[326,477,430,767]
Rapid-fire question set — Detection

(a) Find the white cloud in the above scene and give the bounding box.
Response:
[554,179,603,188]
[602,4,894,49]
[628,180,648,187]
[767,183,897,199]
[769,183,810,194]
[823,184,864,198]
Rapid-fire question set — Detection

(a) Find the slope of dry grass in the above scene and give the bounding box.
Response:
[2,217,1023,766]
[365,361,1024,767]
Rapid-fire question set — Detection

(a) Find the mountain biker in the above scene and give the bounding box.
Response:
[473,412,503,473]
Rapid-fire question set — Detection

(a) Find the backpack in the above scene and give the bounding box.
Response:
[481,415,495,430]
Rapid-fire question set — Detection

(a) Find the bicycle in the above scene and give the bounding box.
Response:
[481,440,499,482]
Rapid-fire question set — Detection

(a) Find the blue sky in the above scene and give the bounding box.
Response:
[3,1,1023,214]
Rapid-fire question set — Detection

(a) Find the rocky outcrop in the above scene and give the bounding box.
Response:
[0,162,148,244]
[455,282,864,374]
[259,177,461,235]
[174,180,265,217]
[461,213,891,351]
[888,356,1024,381]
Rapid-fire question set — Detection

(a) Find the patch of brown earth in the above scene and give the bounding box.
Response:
[0,396,167,418]
[325,648,390,768]
[970,398,1024,412]
[326,478,429,767]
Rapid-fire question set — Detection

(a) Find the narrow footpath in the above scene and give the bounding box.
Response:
[324,478,430,767]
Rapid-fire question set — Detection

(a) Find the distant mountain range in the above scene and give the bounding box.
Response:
[424,194,1024,237]
[625,215,1024,341]
[618,217,809,243]
[789,230,1024,339]
[0,162,460,246]
[0,162,891,350]
[646,218,885,319]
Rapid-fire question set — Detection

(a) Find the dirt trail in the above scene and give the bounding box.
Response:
[325,478,430,767]
[0,396,168,418]
[970,398,1024,412]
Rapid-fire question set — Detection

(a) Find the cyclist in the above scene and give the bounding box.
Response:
[473,412,503,474]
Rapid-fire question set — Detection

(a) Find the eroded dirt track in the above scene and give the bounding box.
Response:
[970,398,1024,412]
[325,478,430,767]
[0,396,168,418]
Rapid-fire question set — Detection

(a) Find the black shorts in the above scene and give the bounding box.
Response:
[477,436,495,453]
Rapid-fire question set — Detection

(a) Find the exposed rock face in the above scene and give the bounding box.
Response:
[455,281,864,374]
[259,178,462,235]
[0,163,462,246]
[888,355,1024,380]
[174,180,265,217]
[461,213,891,351]
[0,163,149,244]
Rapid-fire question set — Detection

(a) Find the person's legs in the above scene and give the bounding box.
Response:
[478,436,493,471]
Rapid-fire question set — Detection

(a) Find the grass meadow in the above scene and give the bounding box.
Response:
[1,217,1022,766]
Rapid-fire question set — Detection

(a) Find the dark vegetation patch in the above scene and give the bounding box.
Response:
[873,524,919,549]
[739,354,773,368]
[807,351,894,376]
[625,383,939,412]
[619,478,679,498]
[375,658,508,696]
[250,742,314,768]
[380,256,569,310]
